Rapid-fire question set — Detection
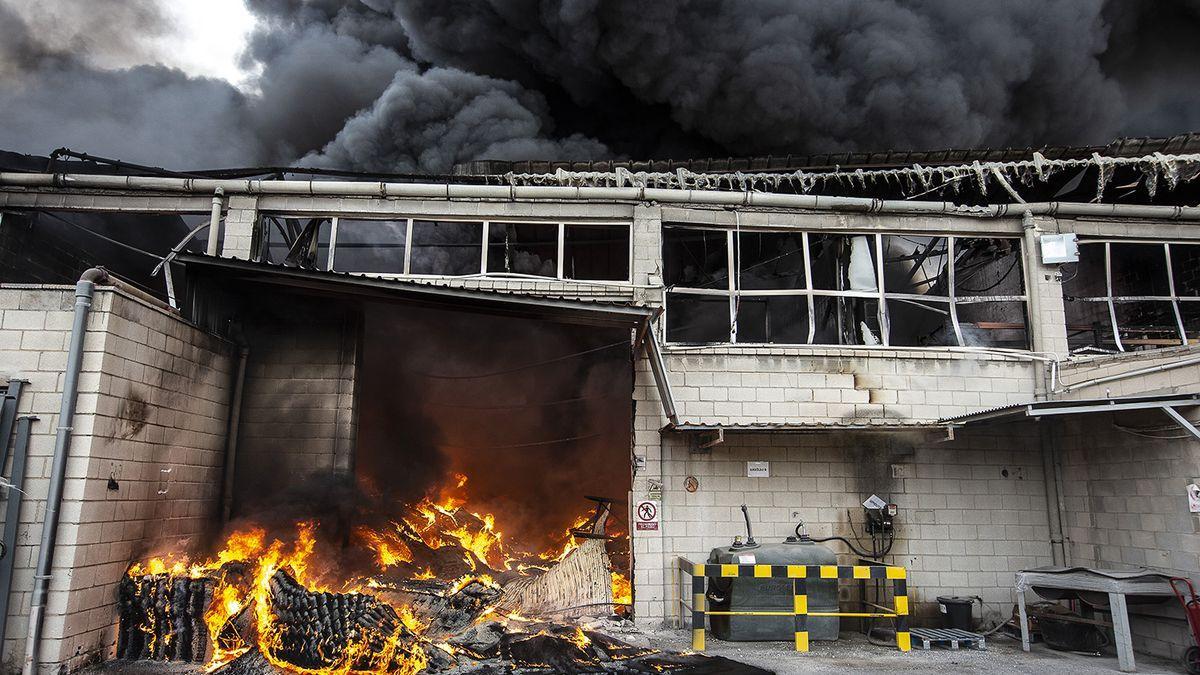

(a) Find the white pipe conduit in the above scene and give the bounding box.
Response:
[4,172,1200,220]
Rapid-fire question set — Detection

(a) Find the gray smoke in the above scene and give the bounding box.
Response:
[0,0,1197,171]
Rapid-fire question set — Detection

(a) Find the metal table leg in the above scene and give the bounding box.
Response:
[1109,592,1135,672]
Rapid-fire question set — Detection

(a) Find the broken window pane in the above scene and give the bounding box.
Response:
[956,300,1029,349]
[954,238,1024,297]
[1171,244,1200,297]
[737,231,806,290]
[812,296,882,345]
[734,296,809,344]
[563,224,629,281]
[881,235,947,297]
[1110,243,1170,296]
[887,298,955,347]
[1062,243,1108,299]
[809,234,878,292]
[487,222,558,277]
[332,219,406,273]
[663,226,729,289]
[409,220,483,275]
[1180,301,1200,344]
[1114,300,1183,349]
[1065,299,1117,352]
[665,293,730,342]
[259,216,331,268]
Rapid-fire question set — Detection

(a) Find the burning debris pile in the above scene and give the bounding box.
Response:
[117,476,736,674]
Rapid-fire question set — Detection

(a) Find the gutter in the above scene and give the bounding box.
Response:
[4,172,1200,220]
[23,267,108,675]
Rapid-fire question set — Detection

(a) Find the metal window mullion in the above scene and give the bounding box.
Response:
[1105,242,1124,352]
[626,223,635,284]
[480,221,490,275]
[1165,243,1188,345]
[947,236,965,346]
[803,232,815,344]
[327,217,339,271]
[403,218,413,274]
[876,233,890,346]
[728,229,738,343]
[557,223,565,280]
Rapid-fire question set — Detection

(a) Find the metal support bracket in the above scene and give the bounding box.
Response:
[1161,406,1200,441]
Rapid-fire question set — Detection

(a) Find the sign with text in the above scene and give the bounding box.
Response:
[635,499,661,530]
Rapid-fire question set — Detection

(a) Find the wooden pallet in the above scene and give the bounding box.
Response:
[909,627,986,650]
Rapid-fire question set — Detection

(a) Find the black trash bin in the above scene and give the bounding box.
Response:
[936,596,977,631]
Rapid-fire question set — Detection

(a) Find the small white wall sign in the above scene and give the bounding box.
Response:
[747,461,770,478]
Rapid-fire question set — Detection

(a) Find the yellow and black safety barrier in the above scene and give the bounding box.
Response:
[676,559,910,653]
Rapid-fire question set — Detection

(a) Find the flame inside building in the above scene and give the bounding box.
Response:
[117,298,643,673]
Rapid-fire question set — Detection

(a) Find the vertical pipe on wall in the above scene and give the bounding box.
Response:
[23,267,107,675]
[220,346,250,523]
[1039,419,1068,566]
[0,416,36,653]
[206,188,225,257]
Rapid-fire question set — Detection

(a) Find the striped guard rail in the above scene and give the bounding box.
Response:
[676,559,910,653]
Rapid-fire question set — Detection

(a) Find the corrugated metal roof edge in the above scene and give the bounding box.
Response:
[175,253,655,320]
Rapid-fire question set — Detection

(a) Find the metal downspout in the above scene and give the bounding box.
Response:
[206,188,225,257]
[1038,420,1068,566]
[22,267,107,675]
[644,326,679,427]
[221,346,250,523]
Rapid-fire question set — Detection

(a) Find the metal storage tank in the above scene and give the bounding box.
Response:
[706,512,840,641]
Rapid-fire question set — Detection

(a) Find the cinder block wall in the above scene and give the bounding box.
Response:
[234,306,359,514]
[651,429,1053,626]
[663,348,1037,425]
[0,286,233,672]
[1059,415,1200,660]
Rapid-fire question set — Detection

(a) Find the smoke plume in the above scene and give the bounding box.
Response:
[0,0,1198,171]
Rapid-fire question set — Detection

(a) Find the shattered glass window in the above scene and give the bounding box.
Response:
[663,226,729,289]
[1061,241,1191,352]
[487,222,558,277]
[882,235,947,297]
[1173,244,1200,343]
[735,296,810,344]
[661,227,1026,348]
[258,215,331,269]
[331,219,406,274]
[887,298,954,347]
[738,231,806,290]
[409,220,483,275]
[665,293,730,342]
[563,224,629,281]
[810,234,878,291]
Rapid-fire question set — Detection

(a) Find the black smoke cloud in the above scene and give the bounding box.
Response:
[0,0,1197,172]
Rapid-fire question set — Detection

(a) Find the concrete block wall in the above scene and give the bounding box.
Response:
[1058,415,1200,660]
[1054,344,1200,400]
[647,428,1053,627]
[0,286,233,673]
[234,307,359,514]
[662,347,1037,426]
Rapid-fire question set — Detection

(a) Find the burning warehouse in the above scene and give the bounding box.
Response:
[0,135,1200,675]
[4,1,1200,674]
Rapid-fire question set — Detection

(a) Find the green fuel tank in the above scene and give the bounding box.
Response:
[706,510,839,641]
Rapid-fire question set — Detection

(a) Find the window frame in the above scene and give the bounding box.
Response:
[258,214,634,283]
[663,225,1029,348]
[1065,239,1198,352]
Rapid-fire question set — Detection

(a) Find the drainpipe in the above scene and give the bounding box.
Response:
[23,267,108,675]
[206,187,225,257]
[1038,420,1068,566]
[220,345,249,522]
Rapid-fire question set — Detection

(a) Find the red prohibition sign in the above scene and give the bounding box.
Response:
[637,501,657,521]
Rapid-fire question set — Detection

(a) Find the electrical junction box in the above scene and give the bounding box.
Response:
[1040,233,1079,264]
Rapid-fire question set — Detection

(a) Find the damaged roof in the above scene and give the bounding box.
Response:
[177,253,654,329]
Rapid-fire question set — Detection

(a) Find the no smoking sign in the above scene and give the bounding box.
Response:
[635,499,661,531]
